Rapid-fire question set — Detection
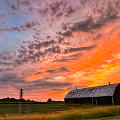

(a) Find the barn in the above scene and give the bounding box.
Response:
[64,83,120,105]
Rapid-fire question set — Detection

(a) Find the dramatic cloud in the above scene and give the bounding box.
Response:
[60,0,120,36]
[47,67,68,73]
[0,0,120,101]
[64,45,96,53]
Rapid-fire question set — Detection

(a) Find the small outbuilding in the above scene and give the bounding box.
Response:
[64,83,120,105]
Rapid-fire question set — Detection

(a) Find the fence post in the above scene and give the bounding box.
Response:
[92,98,94,104]
[95,98,97,105]
[112,96,114,106]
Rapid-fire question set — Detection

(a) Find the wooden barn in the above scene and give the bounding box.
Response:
[64,83,120,105]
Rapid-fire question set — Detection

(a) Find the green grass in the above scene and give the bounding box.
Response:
[0,103,72,114]
[0,104,120,120]
[0,103,95,114]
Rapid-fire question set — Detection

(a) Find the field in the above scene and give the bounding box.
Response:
[0,103,120,120]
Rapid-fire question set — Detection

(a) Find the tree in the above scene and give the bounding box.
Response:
[47,98,53,103]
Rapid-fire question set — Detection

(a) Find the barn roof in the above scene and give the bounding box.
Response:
[65,83,119,99]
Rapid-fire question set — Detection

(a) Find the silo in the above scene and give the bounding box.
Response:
[20,89,23,100]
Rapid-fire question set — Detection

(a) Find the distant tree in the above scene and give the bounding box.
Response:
[27,99,31,102]
[0,97,37,103]
[47,98,53,103]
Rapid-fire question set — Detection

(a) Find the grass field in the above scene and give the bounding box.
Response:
[0,104,120,120]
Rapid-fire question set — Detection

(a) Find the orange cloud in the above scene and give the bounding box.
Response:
[24,19,120,101]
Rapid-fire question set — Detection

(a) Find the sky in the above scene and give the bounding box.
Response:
[0,0,120,101]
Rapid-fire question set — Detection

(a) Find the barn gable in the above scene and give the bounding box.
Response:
[65,83,119,99]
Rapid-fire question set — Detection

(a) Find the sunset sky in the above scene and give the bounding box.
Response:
[0,0,120,101]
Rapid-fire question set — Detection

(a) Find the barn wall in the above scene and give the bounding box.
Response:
[65,96,113,105]
[95,96,112,105]
[113,84,120,105]
[64,98,70,103]
[64,98,92,104]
